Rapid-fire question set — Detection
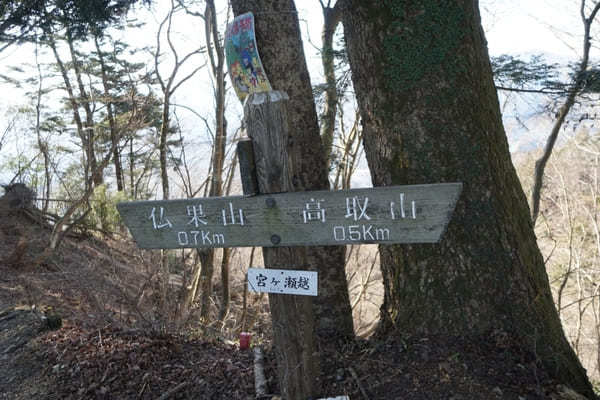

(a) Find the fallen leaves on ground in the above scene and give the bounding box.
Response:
[40,323,255,400]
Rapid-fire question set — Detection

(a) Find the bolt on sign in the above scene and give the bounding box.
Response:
[116,183,462,249]
[248,268,318,296]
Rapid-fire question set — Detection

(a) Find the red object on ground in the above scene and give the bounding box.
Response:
[239,332,251,350]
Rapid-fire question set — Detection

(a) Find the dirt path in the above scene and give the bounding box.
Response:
[0,300,57,399]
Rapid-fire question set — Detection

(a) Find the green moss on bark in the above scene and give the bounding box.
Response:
[382,0,466,92]
[343,1,597,396]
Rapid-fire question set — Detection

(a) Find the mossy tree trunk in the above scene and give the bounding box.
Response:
[341,0,595,397]
[230,0,354,346]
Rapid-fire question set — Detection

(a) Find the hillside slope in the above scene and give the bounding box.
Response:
[0,187,597,399]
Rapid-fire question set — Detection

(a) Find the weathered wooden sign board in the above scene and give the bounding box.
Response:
[116,183,462,249]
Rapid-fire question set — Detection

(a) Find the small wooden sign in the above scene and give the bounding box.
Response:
[248,267,318,296]
[116,183,462,249]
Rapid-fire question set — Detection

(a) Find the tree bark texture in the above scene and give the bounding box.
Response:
[341,0,594,397]
[244,91,317,400]
[230,0,354,345]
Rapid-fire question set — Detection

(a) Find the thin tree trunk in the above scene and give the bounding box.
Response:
[159,99,170,200]
[66,29,101,187]
[197,249,214,321]
[153,0,204,201]
[532,90,578,224]
[158,93,171,328]
[531,1,600,225]
[218,248,231,321]
[240,247,256,332]
[341,1,595,397]
[176,249,203,326]
[199,0,227,322]
[47,35,90,190]
[129,138,135,198]
[94,35,124,192]
[205,0,226,200]
[332,109,361,190]
[218,140,239,321]
[596,294,600,378]
[319,1,341,172]
[34,40,50,213]
[31,122,119,268]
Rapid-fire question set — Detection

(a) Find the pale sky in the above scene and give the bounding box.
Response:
[481,0,582,57]
[0,0,594,186]
[0,0,587,109]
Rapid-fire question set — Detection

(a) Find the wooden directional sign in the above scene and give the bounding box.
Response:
[116,183,462,249]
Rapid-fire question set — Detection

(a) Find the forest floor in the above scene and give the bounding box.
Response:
[0,193,597,399]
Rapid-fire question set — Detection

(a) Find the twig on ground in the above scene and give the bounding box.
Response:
[349,366,370,400]
[157,381,188,400]
[136,381,147,399]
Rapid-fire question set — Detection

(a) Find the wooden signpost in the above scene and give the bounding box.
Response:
[116,183,462,250]
[116,90,462,400]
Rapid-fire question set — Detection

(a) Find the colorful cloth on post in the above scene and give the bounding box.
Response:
[225,12,272,101]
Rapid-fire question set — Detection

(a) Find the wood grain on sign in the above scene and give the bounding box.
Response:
[116,183,462,249]
[247,267,318,296]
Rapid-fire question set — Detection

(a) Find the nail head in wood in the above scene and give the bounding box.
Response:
[270,234,281,245]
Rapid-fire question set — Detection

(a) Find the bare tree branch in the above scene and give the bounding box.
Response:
[531,0,600,224]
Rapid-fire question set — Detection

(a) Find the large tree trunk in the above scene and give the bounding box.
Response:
[341,0,595,397]
[230,0,354,347]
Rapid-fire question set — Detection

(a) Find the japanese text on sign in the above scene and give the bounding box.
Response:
[247,267,318,296]
[117,183,463,249]
[143,194,418,247]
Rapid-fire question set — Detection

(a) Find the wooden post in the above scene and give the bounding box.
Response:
[243,90,317,399]
[236,138,259,196]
